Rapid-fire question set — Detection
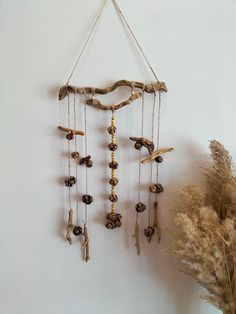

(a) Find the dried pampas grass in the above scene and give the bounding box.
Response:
[171,141,236,314]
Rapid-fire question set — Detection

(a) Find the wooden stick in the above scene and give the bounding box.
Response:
[132,222,141,255]
[66,209,73,245]
[82,224,90,262]
[58,80,167,100]
[58,126,85,136]
[85,92,142,111]
[141,147,174,164]
[129,137,154,155]
[153,202,161,244]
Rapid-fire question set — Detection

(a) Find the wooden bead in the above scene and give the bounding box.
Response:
[73,225,82,236]
[107,126,117,134]
[66,132,74,140]
[135,202,146,213]
[149,183,164,194]
[109,161,118,169]
[71,151,80,159]
[82,194,93,205]
[109,178,118,186]
[155,156,163,163]
[108,143,118,151]
[109,194,118,202]
[64,176,76,187]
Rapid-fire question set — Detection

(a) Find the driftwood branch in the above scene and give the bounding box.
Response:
[66,209,73,245]
[82,224,90,262]
[58,80,167,101]
[86,92,142,111]
[58,126,85,136]
[141,147,174,164]
[132,222,141,255]
[130,137,154,155]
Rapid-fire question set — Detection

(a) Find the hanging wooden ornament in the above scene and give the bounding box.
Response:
[57,0,172,261]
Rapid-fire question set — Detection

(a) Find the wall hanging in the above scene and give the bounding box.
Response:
[57,0,173,261]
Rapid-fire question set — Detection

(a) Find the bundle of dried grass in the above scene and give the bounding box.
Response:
[171,140,236,314]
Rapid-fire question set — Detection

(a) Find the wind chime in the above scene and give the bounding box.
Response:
[57,0,173,261]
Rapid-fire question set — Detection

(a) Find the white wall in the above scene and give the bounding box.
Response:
[0,0,235,313]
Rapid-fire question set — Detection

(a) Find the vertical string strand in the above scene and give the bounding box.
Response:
[156,91,161,202]
[148,92,157,225]
[73,92,79,225]
[67,94,72,209]
[83,93,88,224]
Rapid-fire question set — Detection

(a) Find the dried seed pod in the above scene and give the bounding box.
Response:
[155,156,163,163]
[66,132,74,140]
[107,126,117,134]
[73,225,83,236]
[149,183,164,194]
[82,194,93,205]
[109,161,118,169]
[105,212,122,229]
[71,151,80,159]
[109,194,118,202]
[109,177,118,186]
[64,176,76,187]
[144,226,155,242]
[134,142,142,150]
[86,159,93,168]
[135,202,146,213]
[108,143,118,151]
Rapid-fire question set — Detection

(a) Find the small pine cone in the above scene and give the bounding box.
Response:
[109,161,118,169]
[144,226,155,240]
[66,132,74,140]
[71,151,80,159]
[135,202,146,213]
[109,177,118,186]
[155,156,163,163]
[149,183,164,194]
[73,225,83,236]
[64,176,76,187]
[105,222,114,229]
[109,194,118,202]
[86,159,93,168]
[134,142,142,150]
[108,143,118,151]
[115,220,122,228]
[107,126,117,135]
[82,194,93,205]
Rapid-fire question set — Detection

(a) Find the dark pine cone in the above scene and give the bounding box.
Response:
[109,194,118,202]
[155,156,163,163]
[86,159,93,168]
[108,143,118,151]
[134,142,142,150]
[82,194,93,205]
[71,151,80,159]
[105,212,122,229]
[144,226,155,239]
[149,183,164,194]
[109,161,118,169]
[135,202,146,213]
[107,126,117,135]
[64,176,76,187]
[73,225,83,236]
[66,132,74,140]
[109,177,118,186]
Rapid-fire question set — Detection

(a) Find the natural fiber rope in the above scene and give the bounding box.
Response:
[83,92,88,223]
[155,91,161,202]
[66,0,159,85]
[73,92,79,225]
[67,94,72,209]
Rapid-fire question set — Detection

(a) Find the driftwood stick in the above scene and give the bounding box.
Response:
[130,137,154,155]
[58,126,85,136]
[66,209,73,245]
[86,92,142,111]
[141,147,174,164]
[132,222,141,255]
[58,80,167,100]
[82,224,90,262]
[153,202,161,244]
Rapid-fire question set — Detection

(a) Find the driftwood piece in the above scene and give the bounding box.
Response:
[58,126,85,136]
[58,80,167,101]
[130,137,154,155]
[66,209,73,245]
[132,222,141,255]
[153,202,161,243]
[86,92,142,111]
[82,224,90,262]
[141,147,174,164]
